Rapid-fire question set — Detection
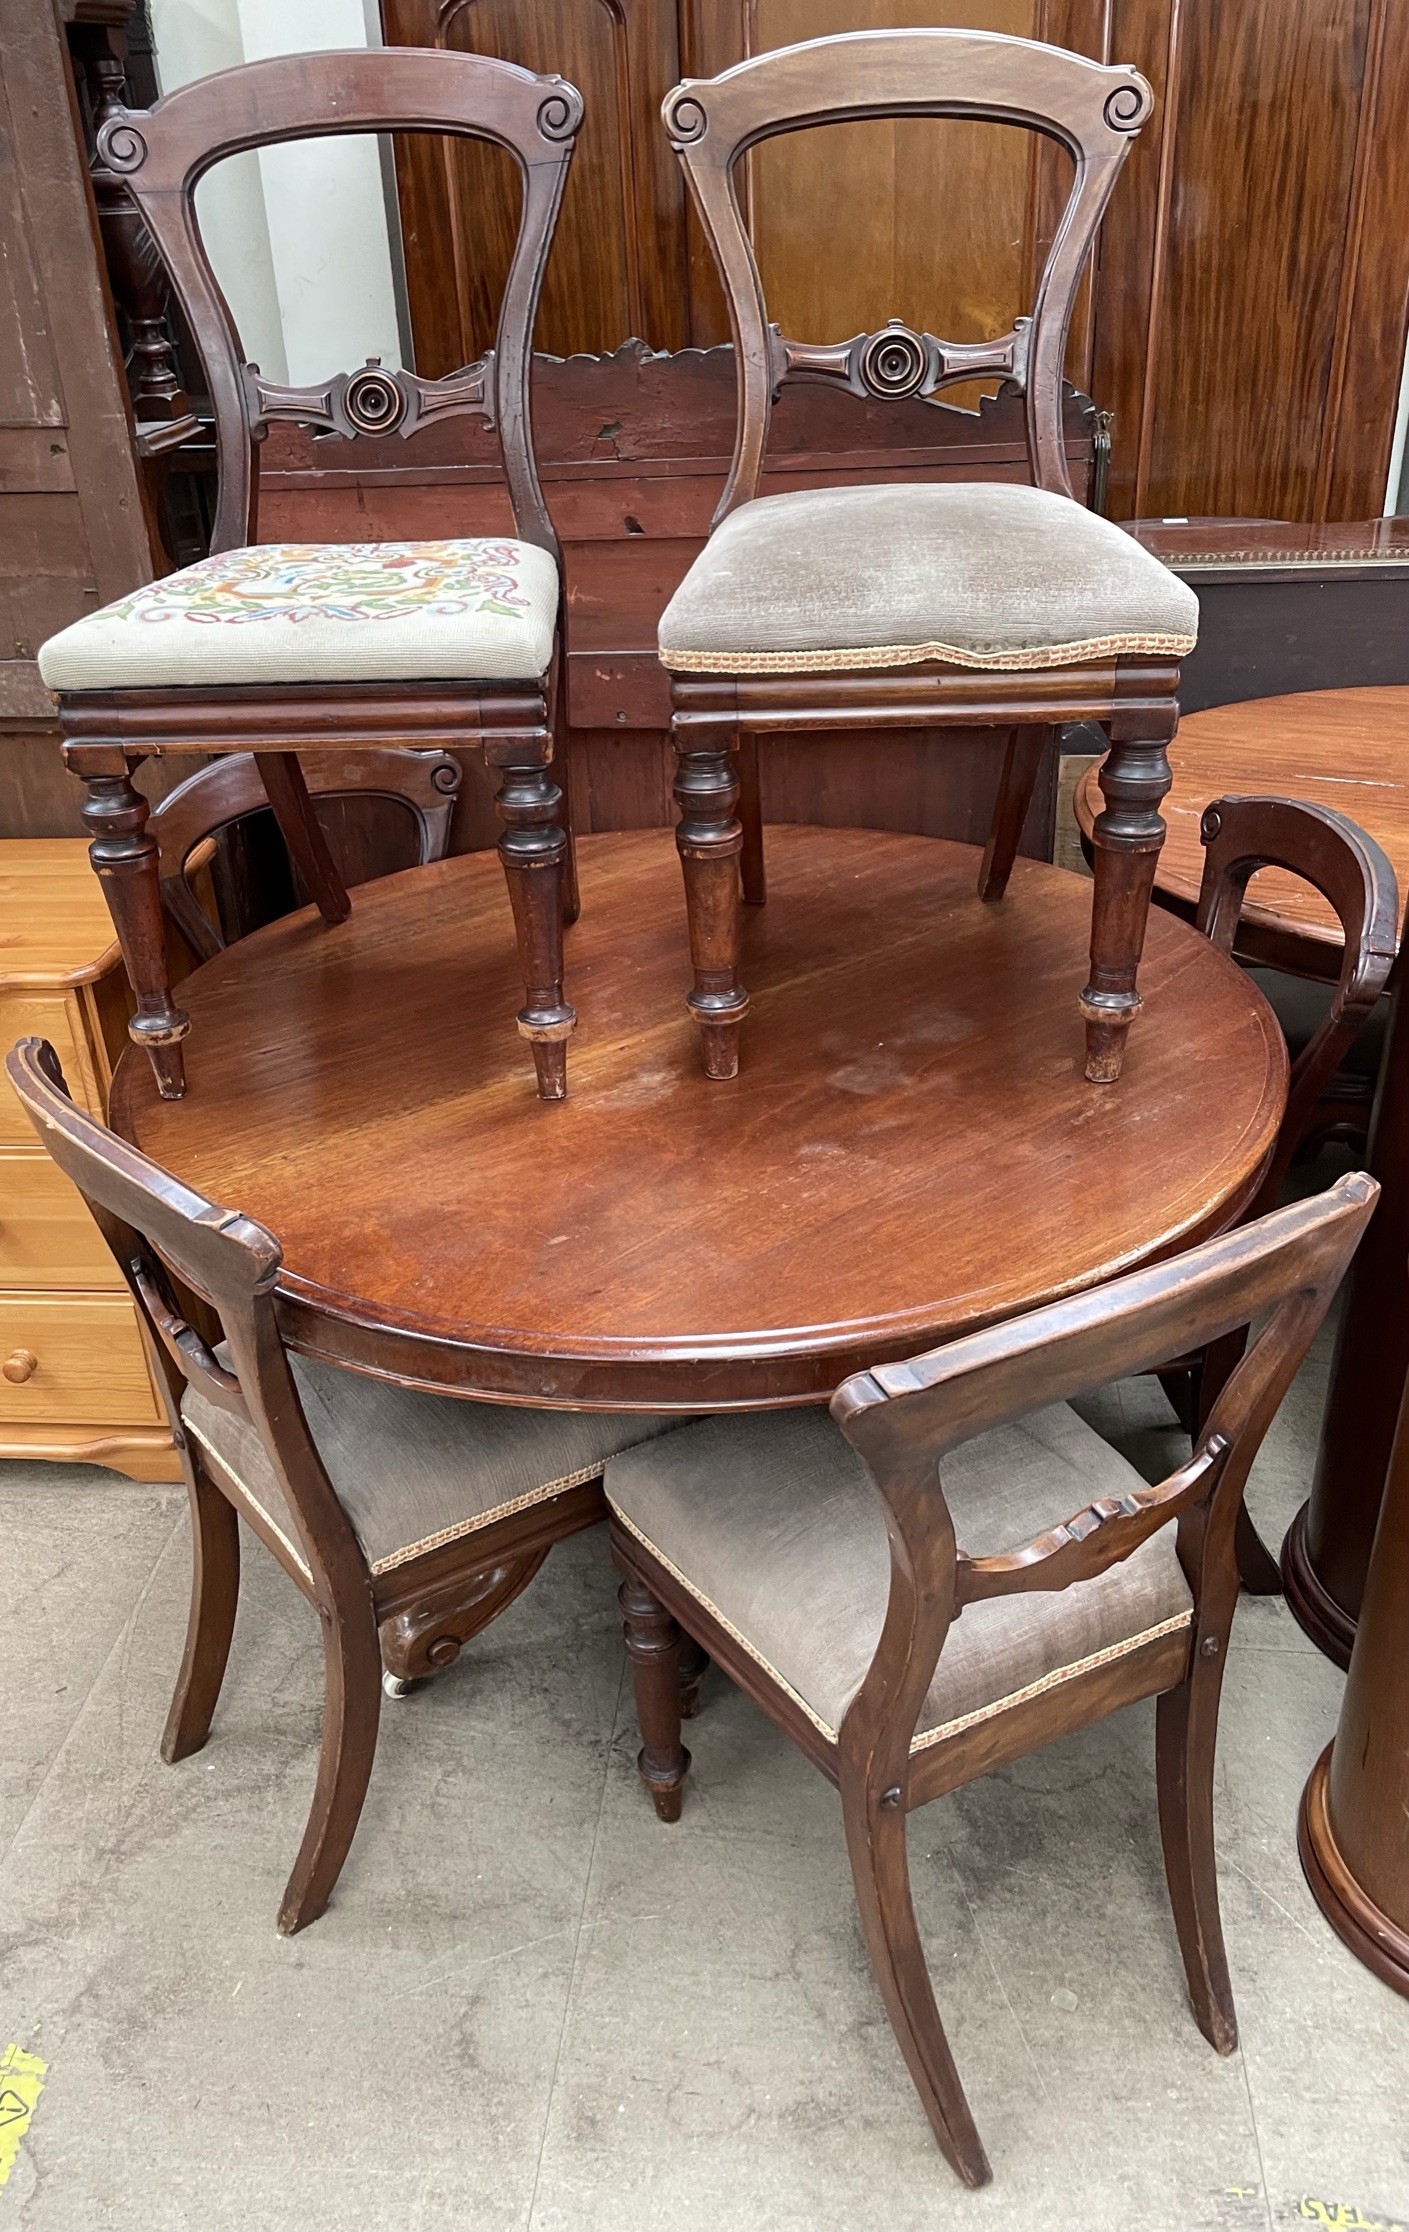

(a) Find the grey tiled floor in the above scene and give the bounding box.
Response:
[1,1323,1407,2229]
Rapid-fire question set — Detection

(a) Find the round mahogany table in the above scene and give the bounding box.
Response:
[1080,685,1409,2001]
[1075,683,1409,975]
[111,825,1285,1414]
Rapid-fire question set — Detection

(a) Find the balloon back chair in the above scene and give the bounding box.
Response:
[605,1174,1374,2183]
[38,48,584,1101]
[8,1036,684,1934]
[656,30,1199,1082]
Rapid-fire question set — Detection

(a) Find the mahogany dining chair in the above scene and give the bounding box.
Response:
[655,29,1198,1084]
[8,1036,684,1936]
[1160,793,1397,1594]
[37,47,583,1102]
[604,1175,1375,2184]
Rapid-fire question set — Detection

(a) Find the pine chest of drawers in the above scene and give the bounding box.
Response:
[0,840,179,1480]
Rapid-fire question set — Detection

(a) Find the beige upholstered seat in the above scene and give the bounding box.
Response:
[657,482,1199,676]
[38,539,559,691]
[606,1401,1192,1747]
[185,1351,677,1580]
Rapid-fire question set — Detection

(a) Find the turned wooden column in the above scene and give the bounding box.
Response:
[617,1569,690,1822]
[1298,1355,1409,1997]
[492,747,576,1101]
[1079,727,1174,1083]
[71,746,190,1098]
[1283,951,1409,1664]
[672,733,748,1080]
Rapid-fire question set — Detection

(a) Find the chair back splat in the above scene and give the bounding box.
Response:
[835,1177,1375,1780]
[94,48,582,558]
[662,31,1154,519]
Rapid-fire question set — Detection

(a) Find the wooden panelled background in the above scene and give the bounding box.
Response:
[4,0,1409,846]
[0,0,157,838]
[383,0,1409,524]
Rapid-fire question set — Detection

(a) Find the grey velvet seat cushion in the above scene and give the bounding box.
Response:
[183,1352,678,1578]
[606,1403,1193,1748]
[657,482,1199,675]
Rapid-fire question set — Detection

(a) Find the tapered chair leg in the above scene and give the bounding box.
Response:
[494,751,577,1101]
[1155,1677,1238,2053]
[255,751,351,927]
[978,725,1048,903]
[1079,730,1174,1082]
[618,1570,691,1821]
[673,730,748,1079]
[161,1463,241,1763]
[840,1772,991,2185]
[74,756,190,1098]
[277,1593,383,1936]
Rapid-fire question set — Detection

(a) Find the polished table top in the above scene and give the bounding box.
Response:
[112,826,1287,1410]
[1076,685,1409,959]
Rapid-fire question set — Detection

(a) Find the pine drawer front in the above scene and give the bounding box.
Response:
[0,1296,162,1424]
[0,992,101,1143]
[0,1152,124,1291]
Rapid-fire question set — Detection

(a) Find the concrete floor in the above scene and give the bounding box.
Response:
[1,1316,1407,2229]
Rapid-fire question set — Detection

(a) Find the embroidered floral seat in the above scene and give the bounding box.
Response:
[38,539,560,691]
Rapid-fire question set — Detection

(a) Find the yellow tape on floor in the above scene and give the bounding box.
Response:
[0,2044,46,2187]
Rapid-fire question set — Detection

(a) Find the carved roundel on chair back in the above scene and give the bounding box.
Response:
[857,326,928,401]
[341,365,409,437]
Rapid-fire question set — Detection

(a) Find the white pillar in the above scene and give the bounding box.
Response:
[147,0,405,388]
[149,0,288,382]
[235,0,404,384]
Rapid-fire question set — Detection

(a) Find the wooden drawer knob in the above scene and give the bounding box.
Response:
[3,1349,38,1385]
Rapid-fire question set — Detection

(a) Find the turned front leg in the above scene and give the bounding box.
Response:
[494,751,576,1101]
[1079,733,1173,1083]
[618,1571,690,1821]
[673,733,747,1080]
[78,758,190,1098]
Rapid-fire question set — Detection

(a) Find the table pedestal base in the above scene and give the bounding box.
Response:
[1299,1744,1409,2000]
[1280,1502,1358,1669]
